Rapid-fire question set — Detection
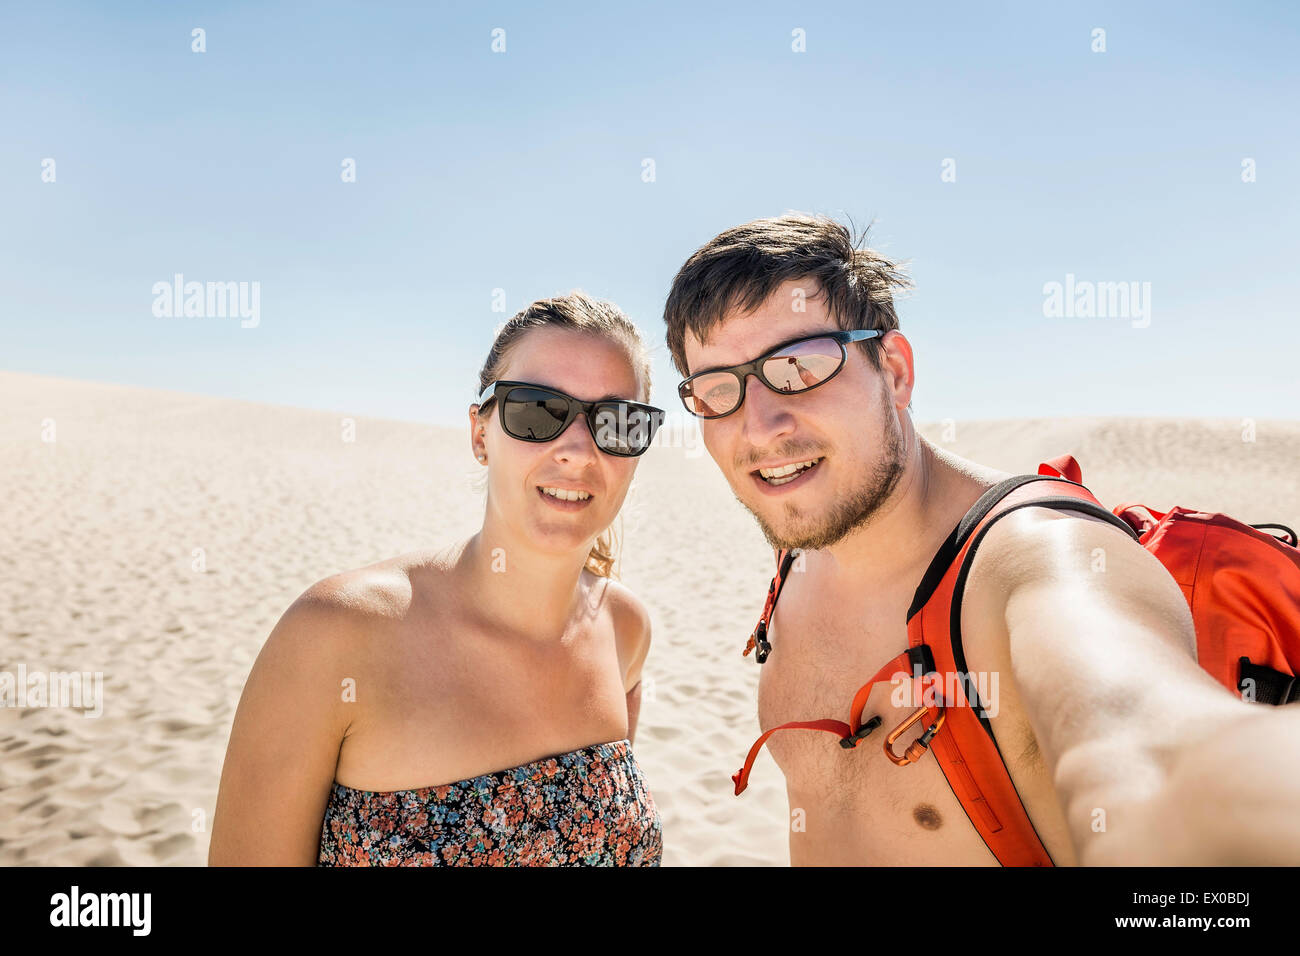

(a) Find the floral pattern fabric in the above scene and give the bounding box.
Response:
[318,739,662,866]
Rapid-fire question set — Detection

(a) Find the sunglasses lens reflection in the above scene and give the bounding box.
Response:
[761,337,844,393]
[681,335,848,418]
[501,387,661,456]
[501,388,569,441]
[682,374,741,418]
[593,404,660,455]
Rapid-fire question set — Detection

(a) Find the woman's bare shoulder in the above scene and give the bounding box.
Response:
[594,576,652,687]
[273,548,455,654]
[598,576,649,625]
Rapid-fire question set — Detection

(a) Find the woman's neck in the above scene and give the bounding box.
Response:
[455,525,595,643]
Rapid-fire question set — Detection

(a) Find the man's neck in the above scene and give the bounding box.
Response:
[820,426,986,593]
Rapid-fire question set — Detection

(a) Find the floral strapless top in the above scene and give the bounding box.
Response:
[317,739,662,866]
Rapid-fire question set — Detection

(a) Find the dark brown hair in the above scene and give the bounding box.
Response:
[663,213,912,377]
[475,290,651,579]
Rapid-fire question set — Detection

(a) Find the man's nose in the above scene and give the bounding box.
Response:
[738,375,796,449]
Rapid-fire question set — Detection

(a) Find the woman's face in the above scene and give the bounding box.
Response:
[470,326,645,559]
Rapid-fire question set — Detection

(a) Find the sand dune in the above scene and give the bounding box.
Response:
[2,369,1297,866]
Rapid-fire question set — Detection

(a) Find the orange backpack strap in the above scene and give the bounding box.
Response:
[908,467,1140,866]
[743,548,798,663]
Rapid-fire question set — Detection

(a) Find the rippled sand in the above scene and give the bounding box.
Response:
[2,370,1296,865]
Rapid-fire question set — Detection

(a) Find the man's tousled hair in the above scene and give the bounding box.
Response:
[663,213,912,377]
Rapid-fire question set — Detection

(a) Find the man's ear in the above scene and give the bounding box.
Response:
[879,331,915,412]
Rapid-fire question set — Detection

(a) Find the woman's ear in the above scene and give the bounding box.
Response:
[468,405,487,463]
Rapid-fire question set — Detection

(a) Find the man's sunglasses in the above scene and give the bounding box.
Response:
[677,328,884,419]
[476,380,666,458]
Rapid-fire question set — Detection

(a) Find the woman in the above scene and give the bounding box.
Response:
[209,291,667,865]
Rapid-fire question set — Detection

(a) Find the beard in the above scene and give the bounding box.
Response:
[743,408,907,553]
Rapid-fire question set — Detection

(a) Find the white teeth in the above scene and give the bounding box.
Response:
[758,458,821,482]
[541,486,591,502]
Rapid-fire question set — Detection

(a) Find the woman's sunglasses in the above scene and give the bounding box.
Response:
[677,328,884,419]
[476,381,666,458]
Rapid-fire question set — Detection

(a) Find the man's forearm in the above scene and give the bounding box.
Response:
[1068,704,1300,865]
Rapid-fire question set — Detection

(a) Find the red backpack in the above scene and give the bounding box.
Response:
[731,453,1300,866]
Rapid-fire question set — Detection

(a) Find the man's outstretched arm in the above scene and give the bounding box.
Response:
[969,508,1300,866]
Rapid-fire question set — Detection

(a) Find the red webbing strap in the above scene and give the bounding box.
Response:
[732,649,916,795]
[731,718,850,794]
[1037,454,1082,484]
[847,650,940,736]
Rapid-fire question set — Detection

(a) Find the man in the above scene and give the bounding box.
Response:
[663,212,1300,865]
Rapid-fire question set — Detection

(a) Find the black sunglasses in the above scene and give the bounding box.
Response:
[678,328,884,419]
[476,380,666,458]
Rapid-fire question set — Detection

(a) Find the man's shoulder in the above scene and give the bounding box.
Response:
[966,503,1135,592]
[958,499,1168,661]
[991,498,1130,550]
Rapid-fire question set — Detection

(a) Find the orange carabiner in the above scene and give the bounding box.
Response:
[884,706,947,766]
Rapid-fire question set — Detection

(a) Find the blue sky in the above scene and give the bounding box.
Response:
[4,1,1297,426]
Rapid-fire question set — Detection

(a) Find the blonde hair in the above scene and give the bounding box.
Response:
[476,290,653,578]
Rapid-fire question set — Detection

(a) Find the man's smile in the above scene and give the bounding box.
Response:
[749,456,825,494]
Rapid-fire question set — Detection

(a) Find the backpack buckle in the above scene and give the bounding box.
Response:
[838,715,882,749]
[752,621,772,663]
[885,707,947,766]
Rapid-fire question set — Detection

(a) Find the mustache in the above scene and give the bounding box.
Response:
[738,441,827,470]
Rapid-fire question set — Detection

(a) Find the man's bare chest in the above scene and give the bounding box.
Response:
[754,583,1055,865]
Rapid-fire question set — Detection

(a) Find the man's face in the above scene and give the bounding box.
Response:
[681,279,908,552]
